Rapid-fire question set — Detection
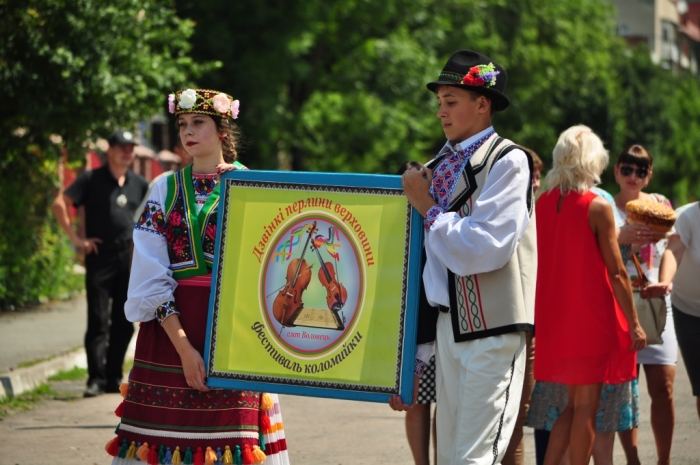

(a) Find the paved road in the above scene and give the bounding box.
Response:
[0,298,85,374]
[1,297,698,464]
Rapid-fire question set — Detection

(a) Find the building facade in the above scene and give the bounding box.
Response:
[611,0,700,75]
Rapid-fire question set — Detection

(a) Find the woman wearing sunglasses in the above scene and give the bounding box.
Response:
[613,144,676,465]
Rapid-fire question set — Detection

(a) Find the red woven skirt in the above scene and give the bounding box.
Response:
[108,276,289,464]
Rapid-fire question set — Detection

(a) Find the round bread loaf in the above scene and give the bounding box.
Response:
[625,199,676,233]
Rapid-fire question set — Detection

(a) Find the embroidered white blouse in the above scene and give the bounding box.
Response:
[125,173,219,323]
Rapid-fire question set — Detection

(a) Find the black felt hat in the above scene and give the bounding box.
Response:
[427,50,510,111]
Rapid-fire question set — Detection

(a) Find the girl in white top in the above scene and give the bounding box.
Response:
[646,201,700,422]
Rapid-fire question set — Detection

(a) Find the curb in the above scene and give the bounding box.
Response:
[0,328,138,400]
[0,349,87,399]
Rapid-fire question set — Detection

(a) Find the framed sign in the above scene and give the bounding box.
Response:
[203,170,423,403]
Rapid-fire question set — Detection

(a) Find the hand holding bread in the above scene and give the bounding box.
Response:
[619,223,658,245]
[625,199,676,241]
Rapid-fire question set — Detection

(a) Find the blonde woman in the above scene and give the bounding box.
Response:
[534,125,646,465]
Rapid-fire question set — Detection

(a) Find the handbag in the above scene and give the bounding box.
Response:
[630,254,667,345]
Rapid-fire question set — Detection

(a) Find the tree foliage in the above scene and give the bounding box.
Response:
[4,0,700,306]
[177,0,699,203]
[1,0,213,159]
[610,45,700,204]
[176,0,452,173]
[0,0,211,308]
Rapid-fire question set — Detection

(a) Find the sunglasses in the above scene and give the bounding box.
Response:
[619,165,649,179]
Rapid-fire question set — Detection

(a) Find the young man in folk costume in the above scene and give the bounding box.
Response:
[390,50,536,464]
[105,89,290,464]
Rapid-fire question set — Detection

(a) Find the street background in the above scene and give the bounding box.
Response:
[3,2,700,463]
[0,296,698,464]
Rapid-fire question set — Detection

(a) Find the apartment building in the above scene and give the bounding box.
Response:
[611,0,700,75]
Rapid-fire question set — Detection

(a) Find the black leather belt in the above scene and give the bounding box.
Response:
[438,305,450,313]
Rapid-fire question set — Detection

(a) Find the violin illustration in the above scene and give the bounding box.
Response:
[311,227,347,313]
[272,221,316,326]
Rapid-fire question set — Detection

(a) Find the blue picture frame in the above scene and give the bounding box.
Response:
[202,170,423,404]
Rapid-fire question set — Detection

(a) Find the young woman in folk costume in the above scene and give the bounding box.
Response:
[106,89,290,465]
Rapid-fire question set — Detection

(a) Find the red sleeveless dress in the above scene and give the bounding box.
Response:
[534,189,636,385]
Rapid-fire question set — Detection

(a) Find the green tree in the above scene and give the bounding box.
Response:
[663,74,700,204]
[609,45,675,196]
[602,45,700,205]
[0,0,211,308]
[176,0,451,172]
[1,0,211,158]
[177,0,630,174]
[465,0,628,160]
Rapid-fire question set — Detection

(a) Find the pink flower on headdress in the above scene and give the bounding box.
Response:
[212,93,231,114]
[168,94,175,114]
[231,100,240,119]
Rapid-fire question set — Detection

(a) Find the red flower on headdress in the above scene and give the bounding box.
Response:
[461,63,499,88]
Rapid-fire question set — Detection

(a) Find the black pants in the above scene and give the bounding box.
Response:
[673,305,700,396]
[534,429,550,465]
[84,247,134,388]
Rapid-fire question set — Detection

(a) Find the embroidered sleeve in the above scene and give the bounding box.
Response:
[125,178,177,323]
[424,205,446,231]
[155,301,179,324]
[415,358,428,377]
[415,342,435,377]
[135,200,167,236]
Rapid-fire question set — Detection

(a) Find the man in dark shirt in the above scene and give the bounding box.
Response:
[52,130,148,397]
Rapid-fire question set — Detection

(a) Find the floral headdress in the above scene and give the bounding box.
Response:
[168,88,240,119]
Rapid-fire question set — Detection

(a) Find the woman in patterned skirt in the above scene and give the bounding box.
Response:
[526,187,641,465]
[534,125,646,465]
[106,89,290,464]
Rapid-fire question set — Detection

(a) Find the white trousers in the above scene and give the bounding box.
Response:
[435,312,526,465]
